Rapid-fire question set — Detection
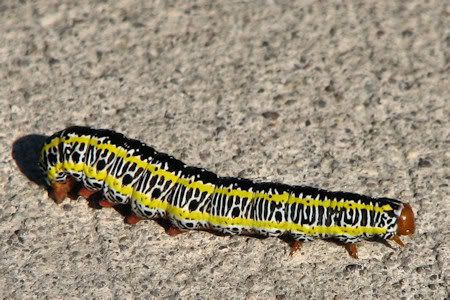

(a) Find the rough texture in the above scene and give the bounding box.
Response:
[1,1,449,299]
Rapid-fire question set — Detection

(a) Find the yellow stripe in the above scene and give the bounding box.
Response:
[184,179,215,194]
[47,159,388,237]
[288,196,391,213]
[45,137,392,213]
[215,187,253,199]
[255,191,290,202]
[126,193,387,236]
[44,136,392,217]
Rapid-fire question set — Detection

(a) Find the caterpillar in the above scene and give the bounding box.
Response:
[39,126,415,258]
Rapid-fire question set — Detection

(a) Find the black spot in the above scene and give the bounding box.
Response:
[48,152,57,164]
[152,188,161,199]
[122,174,133,185]
[72,151,80,162]
[93,182,102,189]
[189,200,199,211]
[231,207,240,218]
[97,160,106,170]
[149,176,158,187]
[184,188,193,202]
[184,222,194,228]
[107,153,115,164]
[275,211,283,222]
[144,210,154,216]
[79,143,85,151]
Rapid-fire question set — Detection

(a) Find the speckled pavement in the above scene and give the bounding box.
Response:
[1,1,449,298]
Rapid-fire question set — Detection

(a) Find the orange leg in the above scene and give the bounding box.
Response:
[344,244,359,259]
[78,187,96,199]
[390,235,405,247]
[48,178,75,204]
[165,226,185,236]
[289,241,303,256]
[125,213,143,225]
[98,199,115,208]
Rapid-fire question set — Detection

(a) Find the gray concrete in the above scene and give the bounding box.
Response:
[1,1,449,298]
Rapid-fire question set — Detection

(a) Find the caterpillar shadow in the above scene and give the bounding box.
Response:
[12,134,48,187]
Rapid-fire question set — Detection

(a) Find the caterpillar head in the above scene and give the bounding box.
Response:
[397,203,415,236]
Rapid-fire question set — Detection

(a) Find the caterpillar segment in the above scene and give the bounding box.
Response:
[39,126,416,258]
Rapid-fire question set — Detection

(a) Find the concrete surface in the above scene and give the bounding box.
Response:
[1,0,449,298]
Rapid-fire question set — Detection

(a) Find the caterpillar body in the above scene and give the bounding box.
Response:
[39,126,415,258]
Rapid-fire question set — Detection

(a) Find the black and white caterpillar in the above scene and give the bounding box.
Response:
[39,126,415,258]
